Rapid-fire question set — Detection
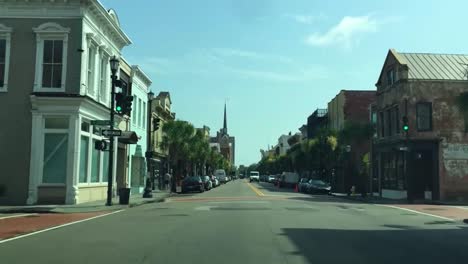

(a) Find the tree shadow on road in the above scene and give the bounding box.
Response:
[280,226,468,264]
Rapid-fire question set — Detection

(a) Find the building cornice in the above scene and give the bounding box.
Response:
[131,65,153,87]
[0,0,131,49]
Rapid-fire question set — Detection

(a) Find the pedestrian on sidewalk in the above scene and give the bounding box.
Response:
[164,172,171,191]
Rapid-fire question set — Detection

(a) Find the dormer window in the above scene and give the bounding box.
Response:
[387,69,395,86]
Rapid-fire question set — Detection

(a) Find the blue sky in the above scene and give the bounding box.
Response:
[100,0,468,166]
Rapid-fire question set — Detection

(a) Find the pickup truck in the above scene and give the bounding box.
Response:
[249,171,260,182]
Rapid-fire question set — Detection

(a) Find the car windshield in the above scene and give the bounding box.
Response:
[311,180,327,186]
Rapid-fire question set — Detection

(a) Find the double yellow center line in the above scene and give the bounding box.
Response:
[246,182,265,196]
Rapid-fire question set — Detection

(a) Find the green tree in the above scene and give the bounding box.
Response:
[161,120,195,178]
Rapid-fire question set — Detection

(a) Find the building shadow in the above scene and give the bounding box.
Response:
[280,226,468,264]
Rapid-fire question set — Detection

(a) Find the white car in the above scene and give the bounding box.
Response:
[249,171,260,182]
[215,169,228,184]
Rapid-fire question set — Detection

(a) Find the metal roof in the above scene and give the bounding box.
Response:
[396,51,468,80]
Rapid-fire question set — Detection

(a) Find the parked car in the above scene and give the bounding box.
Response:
[305,180,331,194]
[202,176,212,190]
[270,175,280,185]
[215,169,228,184]
[298,178,309,192]
[267,175,276,183]
[211,176,219,187]
[181,176,205,193]
[249,171,260,182]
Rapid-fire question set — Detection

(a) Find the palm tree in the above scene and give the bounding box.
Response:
[188,129,210,176]
[161,120,195,183]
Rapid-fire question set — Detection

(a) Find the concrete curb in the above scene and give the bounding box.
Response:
[0,195,169,214]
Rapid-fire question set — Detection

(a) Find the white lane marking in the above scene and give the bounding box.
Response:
[208,201,269,204]
[194,206,217,211]
[453,206,468,211]
[0,210,125,244]
[0,214,35,220]
[376,205,455,221]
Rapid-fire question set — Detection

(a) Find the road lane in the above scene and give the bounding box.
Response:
[1,180,467,264]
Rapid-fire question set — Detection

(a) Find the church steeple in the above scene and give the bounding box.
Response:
[223,102,227,134]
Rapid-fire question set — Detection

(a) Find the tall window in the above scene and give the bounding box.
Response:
[42,117,69,184]
[87,46,95,95]
[417,102,432,131]
[79,120,107,185]
[0,24,11,92]
[99,56,107,103]
[395,107,400,134]
[33,22,69,92]
[379,112,385,137]
[138,98,142,127]
[385,110,391,137]
[387,69,395,86]
[42,40,63,88]
[142,102,146,128]
[132,94,137,125]
[0,39,6,90]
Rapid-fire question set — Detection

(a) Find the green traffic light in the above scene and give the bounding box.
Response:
[116,106,122,112]
[403,125,409,131]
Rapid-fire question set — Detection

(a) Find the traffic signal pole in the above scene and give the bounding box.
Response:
[106,72,117,206]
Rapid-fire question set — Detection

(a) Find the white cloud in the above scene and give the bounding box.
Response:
[306,15,378,48]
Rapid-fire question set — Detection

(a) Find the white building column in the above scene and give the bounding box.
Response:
[66,114,80,204]
[26,112,42,205]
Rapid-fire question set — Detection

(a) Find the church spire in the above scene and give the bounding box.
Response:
[223,102,227,134]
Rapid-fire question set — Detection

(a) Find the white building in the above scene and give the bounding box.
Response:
[128,64,152,194]
[0,0,143,205]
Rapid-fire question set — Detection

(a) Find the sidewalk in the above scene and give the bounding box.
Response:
[331,193,408,204]
[331,192,468,206]
[0,191,170,214]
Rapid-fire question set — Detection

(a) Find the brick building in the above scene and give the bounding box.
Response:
[373,49,468,202]
[328,90,376,192]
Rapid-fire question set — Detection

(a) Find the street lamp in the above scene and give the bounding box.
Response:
[143,90,155,198]
[106,56,120,206]
[109,56,119,75]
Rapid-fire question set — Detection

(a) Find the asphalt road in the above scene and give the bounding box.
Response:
[1,179,468,264]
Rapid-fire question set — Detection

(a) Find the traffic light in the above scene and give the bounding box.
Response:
[115,93,124,113]
[402,116,409,132]
[94,139,107,151]
[153,117,161,131]
[122,95,134,116]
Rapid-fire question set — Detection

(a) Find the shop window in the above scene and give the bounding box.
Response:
[79,136,89,183]
[91,139,100,182]
[102,151,109,182]
[42,133,68,184]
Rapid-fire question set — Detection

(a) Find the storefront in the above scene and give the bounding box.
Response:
[27,96,120,205]
[374,139,439,201]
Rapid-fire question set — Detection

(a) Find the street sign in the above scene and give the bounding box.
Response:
[102,129,122,137]
[399,146,409,152]
[91,120,111,126]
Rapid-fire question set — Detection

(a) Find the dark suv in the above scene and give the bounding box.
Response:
[182,176,205,193]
